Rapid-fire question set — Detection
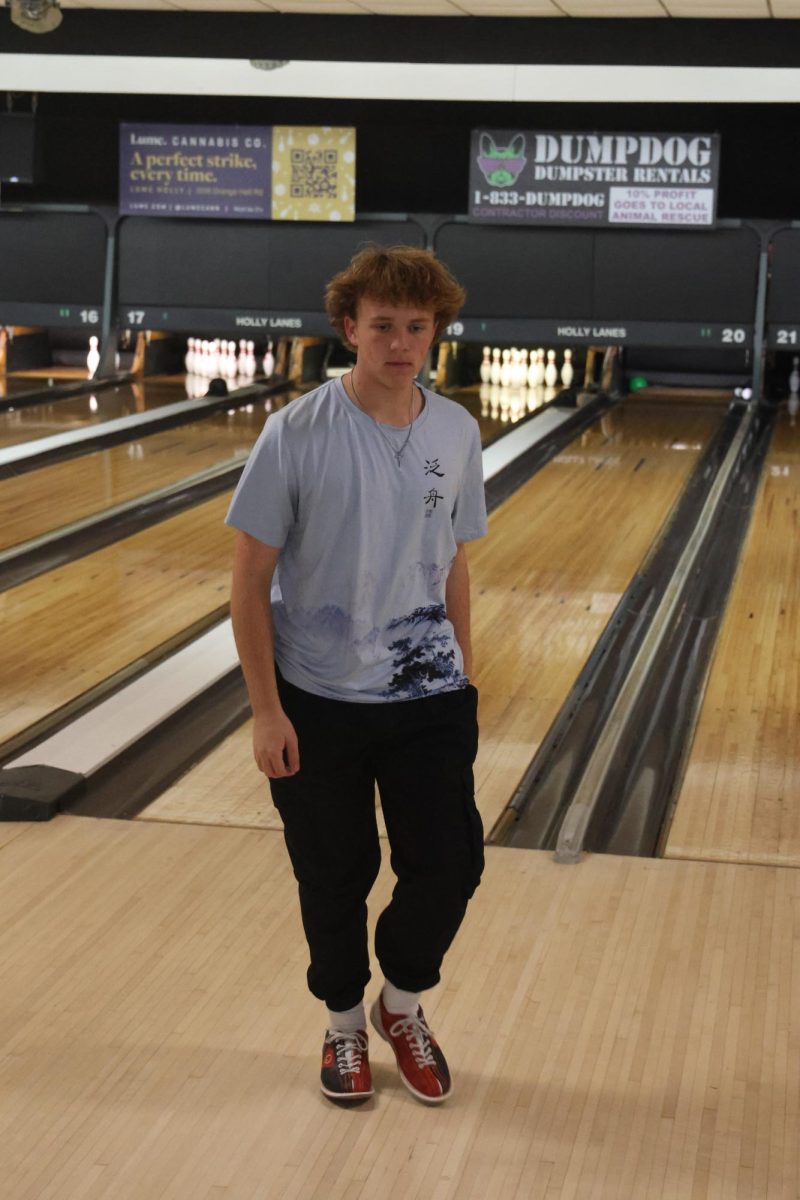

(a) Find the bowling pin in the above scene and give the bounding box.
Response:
[534,348,546,387]
[545,349,558,388]
[86,336,100,378]
[561,347,574,388]
[480,345,491,384]
[500,348,511,388]
[789,356,800,395]
[490,347,501,386]
[263,339,276,378]
[185,337,195,374]
[246,341,256,376]
[527,351,537,389]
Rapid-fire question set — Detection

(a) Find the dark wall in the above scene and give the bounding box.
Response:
[3,13,799,221]
[2,13,800,67]
[7,91,799,222]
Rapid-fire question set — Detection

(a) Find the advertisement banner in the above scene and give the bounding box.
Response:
[271,126,356,222]
[120,123,272,219]
[469,131,720,228]
[120,123,356,221]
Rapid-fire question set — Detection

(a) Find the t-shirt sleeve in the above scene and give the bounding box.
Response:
[224,414,297,548]
[452,418,488,544]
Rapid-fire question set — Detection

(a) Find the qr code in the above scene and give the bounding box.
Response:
[290,148,338,199]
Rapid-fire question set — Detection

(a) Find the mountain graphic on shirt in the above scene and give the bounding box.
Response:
[382,605,465,699]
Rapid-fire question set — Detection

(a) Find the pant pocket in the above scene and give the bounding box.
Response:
[460,766,485,900]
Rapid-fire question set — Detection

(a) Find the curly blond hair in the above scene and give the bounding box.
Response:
[325,244,466,348]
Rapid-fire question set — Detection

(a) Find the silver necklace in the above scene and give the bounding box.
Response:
[349,371,415,468]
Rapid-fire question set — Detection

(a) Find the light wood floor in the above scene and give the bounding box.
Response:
[665,407,800,867]
[144,401,722,833]
[1,396,296,553]
[1,813,798,1200]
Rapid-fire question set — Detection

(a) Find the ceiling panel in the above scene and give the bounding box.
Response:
[360,1,461,11]
[1,0,796,14]
[558,1,666,12]
[459,2,563,12]
[667,0,770,11]
[165,1,278,10]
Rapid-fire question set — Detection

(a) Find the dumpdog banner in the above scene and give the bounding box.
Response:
[119,123,355,221]
[469,130,720,228]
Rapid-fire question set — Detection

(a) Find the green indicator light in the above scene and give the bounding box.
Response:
[59,307,70,318]
[700,327,712,338]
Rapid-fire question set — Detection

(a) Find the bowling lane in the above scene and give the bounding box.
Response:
[664,407,800,868]
[0,378,190,450]
[450,381,554,442]
[2,383,521,552]
[0,375,70,401]
[1,390,302,553]
[0,491,235,751]
[140,398,724,833]
[0,381,529,750]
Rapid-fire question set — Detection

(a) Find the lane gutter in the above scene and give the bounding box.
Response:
[543,400,773,864]
[488,400,744,849]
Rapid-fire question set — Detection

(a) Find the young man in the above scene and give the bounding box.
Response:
[226,245,488,1105]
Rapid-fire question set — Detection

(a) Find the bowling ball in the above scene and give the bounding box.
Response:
[628,375,649,392]
[206,377,229,397]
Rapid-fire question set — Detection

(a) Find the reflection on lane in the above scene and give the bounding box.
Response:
[450,381,559,444]
[0,379,191,450]
[0,376,76,402]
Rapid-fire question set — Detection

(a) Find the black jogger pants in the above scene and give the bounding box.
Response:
[268,673,484,1012]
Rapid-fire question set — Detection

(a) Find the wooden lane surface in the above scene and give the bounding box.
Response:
[664,407,800,868]
[0,379,187,450]
[0,379,188,450]
[0,376,69,400]
[1,385,515,554]
[451,381,556,442]
[0,492,236,750]
[142,399,722,834]
[5,367,90,379]
[635,386,734,404]
[2,813,799,1199]
[0,391,301,553]
[0,382,513,750]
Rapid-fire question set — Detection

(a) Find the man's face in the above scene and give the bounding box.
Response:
[343,297,437,391]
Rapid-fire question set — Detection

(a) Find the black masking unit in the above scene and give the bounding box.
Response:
[0,113,42,184]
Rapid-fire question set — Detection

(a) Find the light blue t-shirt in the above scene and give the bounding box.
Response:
[225,376,488,703]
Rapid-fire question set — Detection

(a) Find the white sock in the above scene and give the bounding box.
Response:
[382,980,421,1016]
[326,1001,366,1034]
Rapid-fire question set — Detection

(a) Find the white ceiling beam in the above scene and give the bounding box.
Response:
[2,54,800,99]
